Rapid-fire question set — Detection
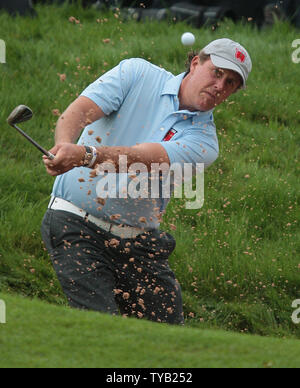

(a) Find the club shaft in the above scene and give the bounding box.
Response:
[13,124,55,160]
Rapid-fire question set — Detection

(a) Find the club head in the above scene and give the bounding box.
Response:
[7,105,33,126]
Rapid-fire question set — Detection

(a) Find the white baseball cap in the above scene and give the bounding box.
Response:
[203,38,252,89]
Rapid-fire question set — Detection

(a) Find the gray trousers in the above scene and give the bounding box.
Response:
[41,209,184,325]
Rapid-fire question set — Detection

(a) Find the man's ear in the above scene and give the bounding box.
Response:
[189,55,200,74]
[233,77,244,94]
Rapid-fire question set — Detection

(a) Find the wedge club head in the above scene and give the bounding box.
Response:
[7,105,55,160]
[7,105,33,125]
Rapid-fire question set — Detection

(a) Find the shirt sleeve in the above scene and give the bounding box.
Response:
[160,123,219,170]
[80,59,139,115]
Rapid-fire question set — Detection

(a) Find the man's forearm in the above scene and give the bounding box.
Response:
[55,111,87,144]
[55,96,105,145]
[95,146,142,171]
[43,142,170,177]
[94,143,170,173]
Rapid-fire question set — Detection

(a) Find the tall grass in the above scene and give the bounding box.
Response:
[0,3,299,337]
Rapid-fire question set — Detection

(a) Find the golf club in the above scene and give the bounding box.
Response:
[7,105,55,160]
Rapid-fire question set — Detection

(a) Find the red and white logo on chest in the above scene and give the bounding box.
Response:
[163,128,177,142]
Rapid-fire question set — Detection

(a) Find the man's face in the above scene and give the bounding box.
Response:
[179,56,242,112]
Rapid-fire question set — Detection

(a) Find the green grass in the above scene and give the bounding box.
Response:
[0,1,299,347]
[1,292,300,368]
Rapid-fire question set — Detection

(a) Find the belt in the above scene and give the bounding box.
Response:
[48,197,144,239]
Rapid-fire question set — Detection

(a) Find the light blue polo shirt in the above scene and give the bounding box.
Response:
[52,58,219,229]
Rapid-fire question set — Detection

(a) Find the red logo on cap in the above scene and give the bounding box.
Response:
[235,48,246,63]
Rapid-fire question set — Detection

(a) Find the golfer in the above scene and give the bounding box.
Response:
[41,38,252,324]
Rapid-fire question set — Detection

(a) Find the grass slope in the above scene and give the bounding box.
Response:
[1,292,300,368]
[0,3,299,339]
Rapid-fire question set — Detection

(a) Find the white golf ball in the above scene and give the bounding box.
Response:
[181,32,196,46]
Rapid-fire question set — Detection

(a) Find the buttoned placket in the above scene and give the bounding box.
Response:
[158,95,199,142]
